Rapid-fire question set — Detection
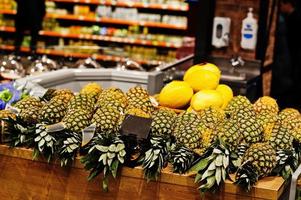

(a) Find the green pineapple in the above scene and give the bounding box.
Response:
[91,106,122,134]
[126,86,154,115]
[217,119,241,152]
[198,107,225,153]
[125,108,151,118]
[268,121,294,151]
[173,111,202,155]
[233,107,263,144]
[62,109,92,133]
[96,88,128,107]
[19,107,42,125]
[67,94,95,113]
[52,89,74,98]
[80,82,102,102]
[14,97,43,110]
[235,143,277,191]
[253,96,279,115]
[256,111,278,141]
[224,95,253,115]
[0,110,16,143]
[150,109,177,137]
[39,99,67,124]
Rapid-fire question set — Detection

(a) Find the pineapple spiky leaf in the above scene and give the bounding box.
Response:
[81,133,126,192]
[234,161,259,192]
[271,149,299,180]
[59,132,82,167]
[192,138,230,193]
[140,136,169,181]
[170,144,195,174]
[33,123,58,162]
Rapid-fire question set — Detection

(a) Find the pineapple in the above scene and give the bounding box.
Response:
[218,119,241,152]
[233,107,263,144]
[198,107,225,153]
[67,94,95,113]
[51,94,73,105]
[80,82,102,102]
[52,89,74,98]
[91,106,122,134]
[19,107,42,125]
[97,87,127,106]
[235,143,277,191]
[0,110,16,143]
[39,99,67,124]
[127,86,149,99]
[253,96,279,115]
[126,86,154,115]
[198,107,225,129]
[62,109,92,133]
[224,95,253,115]
[257,111,278,141]
[150,109,177,137]
[125,108,151,118]
[173,111,202,155]
[268,121,294,151]
[14,97,43,111]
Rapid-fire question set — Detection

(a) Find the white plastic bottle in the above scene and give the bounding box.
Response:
[241,8,258,50]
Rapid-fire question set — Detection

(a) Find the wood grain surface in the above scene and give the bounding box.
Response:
[0,145,286,200]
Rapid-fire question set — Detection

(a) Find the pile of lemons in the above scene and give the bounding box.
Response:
[159,63,233,111]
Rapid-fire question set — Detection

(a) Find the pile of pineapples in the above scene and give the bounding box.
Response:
[0,82,301,193]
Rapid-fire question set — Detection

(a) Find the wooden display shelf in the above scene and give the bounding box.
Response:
[0,145,288,200]
[49,0,189,11]
[0,26,181,48]
[0,10,187,30]
[0,45,161,65]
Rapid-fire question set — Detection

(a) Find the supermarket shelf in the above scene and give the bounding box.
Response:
[0,45,162,65]
[0,10,187,30]
[0,26,181,48]
[49,0,189,12]
[47,13,187,30]
[0,9,16,15]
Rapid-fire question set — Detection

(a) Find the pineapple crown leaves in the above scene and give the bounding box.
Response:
[80,134,126,192]
[33,123,58,162]
[271,149,299,180]
[170,144,195,174]
[3,116,36,147]
[59,132,82,167]
[234,160,259,192]
[190,139,230,193]
[140,136,170,182]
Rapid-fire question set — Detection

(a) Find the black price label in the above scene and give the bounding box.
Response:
[120,114,152,140]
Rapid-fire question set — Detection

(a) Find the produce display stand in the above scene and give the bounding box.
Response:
[0,145,289,200]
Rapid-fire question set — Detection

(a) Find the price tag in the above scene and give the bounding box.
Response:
[82,123,96,147]
[120,115,152,140]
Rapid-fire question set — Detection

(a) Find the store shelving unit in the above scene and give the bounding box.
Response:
[0,0,189,65]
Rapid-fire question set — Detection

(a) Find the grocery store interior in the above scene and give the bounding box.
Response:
[0,0,301,199]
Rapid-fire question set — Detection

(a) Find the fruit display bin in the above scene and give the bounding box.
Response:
[0,145,290,200]
[17,68,164,95]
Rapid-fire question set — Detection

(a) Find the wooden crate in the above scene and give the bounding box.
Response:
[0,145,288,200]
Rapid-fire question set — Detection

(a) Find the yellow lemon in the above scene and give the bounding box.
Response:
[159,81,193,109]
[190,90,223,111]
[216,84,234,109]
[184,63,221,80]
[184,69,219,92]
